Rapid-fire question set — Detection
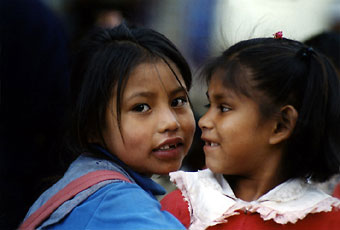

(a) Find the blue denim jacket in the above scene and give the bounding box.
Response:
[24,146,185,230]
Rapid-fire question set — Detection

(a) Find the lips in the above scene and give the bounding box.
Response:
[153,137,184,160]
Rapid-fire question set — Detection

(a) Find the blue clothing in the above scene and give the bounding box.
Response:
[24,147,185,230]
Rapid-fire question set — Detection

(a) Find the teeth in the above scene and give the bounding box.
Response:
[206,142,218,147]
[159,144,176,150]
[160,145,170,150]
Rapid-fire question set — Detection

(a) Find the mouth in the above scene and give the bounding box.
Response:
[154,143,183,151]
[204,141,219,147]
[152,137,184,160]
[201,136,220,148]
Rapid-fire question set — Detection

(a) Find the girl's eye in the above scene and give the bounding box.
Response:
[220,105,231,112]
[171,97,187,107]
[132,104,150,112]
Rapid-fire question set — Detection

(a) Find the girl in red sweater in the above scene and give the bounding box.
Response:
[161,33,340,230]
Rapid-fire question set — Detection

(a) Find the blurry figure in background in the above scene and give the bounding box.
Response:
[304,31,340,196]
[95,9,123,28]
[62,0,154,51]
[0,0,70,229]
[183,0,216,68]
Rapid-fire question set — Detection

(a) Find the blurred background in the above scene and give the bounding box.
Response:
[1,0,339,229]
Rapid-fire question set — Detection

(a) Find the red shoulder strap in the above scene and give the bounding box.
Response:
[19,170,131,230]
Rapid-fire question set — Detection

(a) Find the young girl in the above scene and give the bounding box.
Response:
[161,33,340,229]
[19,24,196,229]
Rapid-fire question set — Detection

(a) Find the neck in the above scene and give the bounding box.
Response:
[226,173,285,201]
[225,149,287,201]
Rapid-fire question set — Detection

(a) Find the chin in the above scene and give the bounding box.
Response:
[158,164,182,175]
[206,162,222,174]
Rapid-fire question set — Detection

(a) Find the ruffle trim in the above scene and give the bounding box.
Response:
[170,170,340,229]
[216,196,340,225]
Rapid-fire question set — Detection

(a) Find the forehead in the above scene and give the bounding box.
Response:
[207,73,239,99]
[122,61,186,97]
[207,67,257,99]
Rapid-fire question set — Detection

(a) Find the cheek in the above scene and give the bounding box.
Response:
[122,126,150,147]
[218,115,251,141]
[217,119,234,139]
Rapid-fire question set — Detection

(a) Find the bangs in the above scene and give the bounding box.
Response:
[201,56,254,98]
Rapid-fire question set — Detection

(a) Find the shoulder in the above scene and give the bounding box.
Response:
[161,189,191,229]
[333,183,340,198]
[289,208,340,230]
[89,180,157,205]
[56,182,186,229]
[27,155,132,215]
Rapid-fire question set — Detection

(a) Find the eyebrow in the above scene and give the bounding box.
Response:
[126,91,156,101]
[206,91,235,101]
[127,86,187,101]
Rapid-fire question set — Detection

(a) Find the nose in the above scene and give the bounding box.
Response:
[158,108,180,133]
[198,110,213,130]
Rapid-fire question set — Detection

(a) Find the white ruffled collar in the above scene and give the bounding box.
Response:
[169,169,340,230]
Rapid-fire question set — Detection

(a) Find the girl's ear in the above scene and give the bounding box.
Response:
[269,105,298,145]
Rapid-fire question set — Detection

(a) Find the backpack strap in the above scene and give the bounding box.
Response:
[19,170,131,230]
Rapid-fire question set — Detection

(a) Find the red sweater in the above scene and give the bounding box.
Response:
[333,183,340,198]
[161,189,340,230]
